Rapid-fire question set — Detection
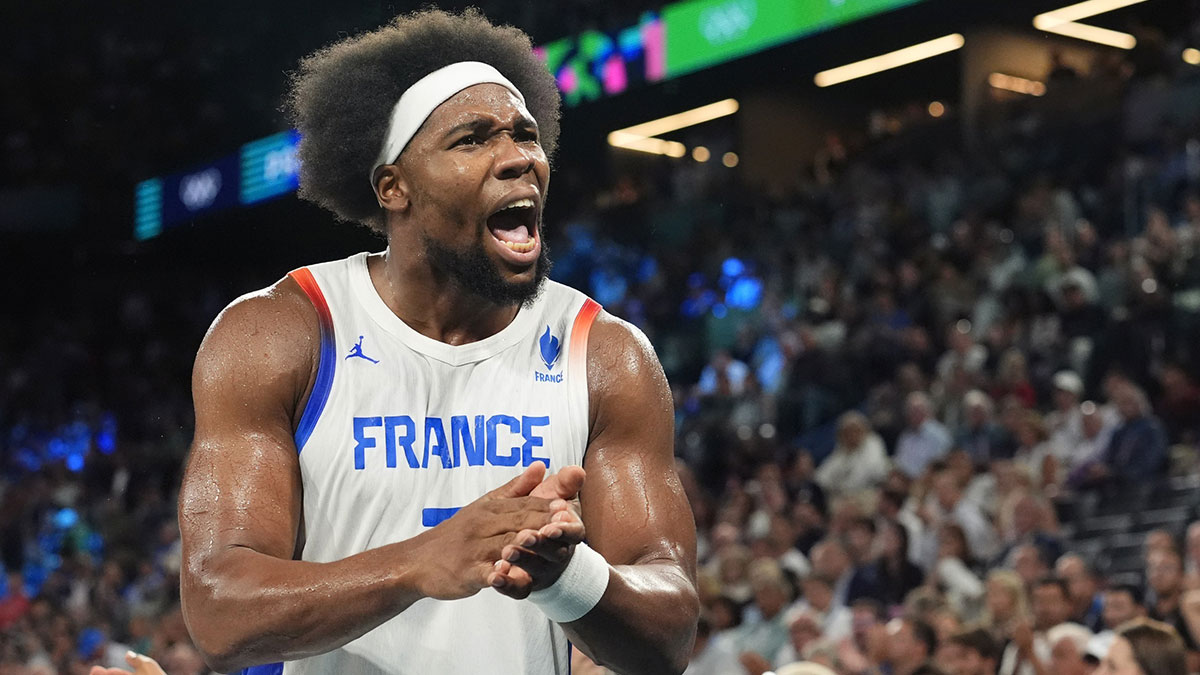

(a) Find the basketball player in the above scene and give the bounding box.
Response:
[178,9,698,675]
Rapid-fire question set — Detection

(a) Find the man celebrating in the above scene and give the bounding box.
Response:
[177,9,698,675]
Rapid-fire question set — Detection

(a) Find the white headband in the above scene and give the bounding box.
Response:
[371,61,525,183]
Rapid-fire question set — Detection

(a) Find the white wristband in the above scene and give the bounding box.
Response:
[527,542,610,623]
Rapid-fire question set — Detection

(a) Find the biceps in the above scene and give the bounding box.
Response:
[180,429,303,562]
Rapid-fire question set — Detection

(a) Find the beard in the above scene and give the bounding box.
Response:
[420,230,551,309]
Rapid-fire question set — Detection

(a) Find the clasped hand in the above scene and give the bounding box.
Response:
[414,463,587,601]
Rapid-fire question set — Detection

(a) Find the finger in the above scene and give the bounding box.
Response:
[539,520,586,545]
[504,539,572,566]
[494,564,536,600]
[530,465,587,500]
[486,464,547,500]
[89,668,108,675]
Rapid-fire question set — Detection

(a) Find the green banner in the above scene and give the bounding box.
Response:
[664,0,924,78]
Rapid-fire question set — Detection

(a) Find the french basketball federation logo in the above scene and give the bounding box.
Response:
[539,326,561,370]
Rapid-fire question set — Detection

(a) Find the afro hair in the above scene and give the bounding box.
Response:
[285,8,562,232]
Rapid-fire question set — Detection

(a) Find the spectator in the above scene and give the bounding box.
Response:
[859,519,925,608]
[1101,585,1148,635]
[1064,401,1118,481]
[791,575,852,642]
[895,392,954,479]
[1046,371,1086,456]
[982,570,1031,643]
[956,390,1013,469]
[809,539,854,611]
[772,608,823,669]
[1145,549,1199,656]
[883,616,943,675]
[815,411,891,497]
[1090,384,1169,485]
[997,577,1073,675]
[944,628,1001,675]
[1046,622,1094,675]
[1056,554,1105,632]
[731,559,794,663]
[1098,618,1188,675]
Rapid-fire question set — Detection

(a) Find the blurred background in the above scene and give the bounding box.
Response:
[3,0,1200,673]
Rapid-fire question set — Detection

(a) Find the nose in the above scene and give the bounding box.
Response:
[492,134,535,179]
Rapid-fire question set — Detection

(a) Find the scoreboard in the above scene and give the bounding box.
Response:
[134,131,299,240]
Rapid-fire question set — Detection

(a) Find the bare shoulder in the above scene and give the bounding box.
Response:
[585,310,672,439]
[193,275,319,425]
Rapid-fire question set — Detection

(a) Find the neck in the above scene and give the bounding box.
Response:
[369,248,518,345]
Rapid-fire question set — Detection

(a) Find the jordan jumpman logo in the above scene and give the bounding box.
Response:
[345,335,379,363]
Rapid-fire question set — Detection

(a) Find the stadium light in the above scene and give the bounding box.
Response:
[988,72,1047,96]
[1035,0,1148,23]
[1033,0,1147,49]
[608,99,738,157]
[813,34,965,87]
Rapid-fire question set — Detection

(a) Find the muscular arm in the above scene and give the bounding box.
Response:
[563,313,699,675]
[180,280,560,672]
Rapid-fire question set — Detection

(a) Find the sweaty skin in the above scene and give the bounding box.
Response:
[179,83,698,674]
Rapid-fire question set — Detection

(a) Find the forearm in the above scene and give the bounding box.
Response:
[183,541,424,672]
[562,562,699,675]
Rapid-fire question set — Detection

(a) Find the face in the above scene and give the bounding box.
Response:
[1095,637,1144,675]
[391,83,551,306]
[1032,584,1072,630]
[1103,590,1143,629]
[887,619,925,666]
[943,644,991,675]
[1146,551,1183,596]
[986,579,1017,619]
[1051,638,1089,675]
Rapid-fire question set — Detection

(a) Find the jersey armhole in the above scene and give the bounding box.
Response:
[288,268,337,454]
[568,299,602,465]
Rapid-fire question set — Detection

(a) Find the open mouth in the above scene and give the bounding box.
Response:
[486,197,538,254]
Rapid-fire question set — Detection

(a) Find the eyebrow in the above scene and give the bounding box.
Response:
[441,114,538,140]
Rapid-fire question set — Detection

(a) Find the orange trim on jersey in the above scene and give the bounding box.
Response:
[568,299,602,378]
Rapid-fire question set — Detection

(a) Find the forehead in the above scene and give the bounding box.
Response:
[420,83,532,134]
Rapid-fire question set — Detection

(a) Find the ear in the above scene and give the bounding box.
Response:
[373,165,410,212]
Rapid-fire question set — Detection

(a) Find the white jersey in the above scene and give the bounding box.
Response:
[249,251,600,675]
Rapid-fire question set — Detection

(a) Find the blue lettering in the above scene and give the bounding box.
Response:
[384,415,417,468]
[424,417,451,469]
[451,415,485,467]
[487,414,521,466]
[521,416,551,467]
[352,416,383,470]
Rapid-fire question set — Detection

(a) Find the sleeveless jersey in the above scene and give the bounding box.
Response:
[260,251,600,675]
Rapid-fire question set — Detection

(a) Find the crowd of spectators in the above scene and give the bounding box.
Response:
[3,6,1200,675]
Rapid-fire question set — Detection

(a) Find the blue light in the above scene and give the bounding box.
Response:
[66,453,84,473]
[721,257,746,278]
[96,430,116,454]
[726,277,763,310]
[712,303,728,319]
[53,508,79,530]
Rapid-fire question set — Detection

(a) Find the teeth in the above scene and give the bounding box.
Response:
[500,239,536,253]
[499,198,535,212]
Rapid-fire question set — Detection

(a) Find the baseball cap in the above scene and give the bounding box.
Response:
[1084,632,1116,663]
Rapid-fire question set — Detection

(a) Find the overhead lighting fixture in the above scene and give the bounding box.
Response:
[814,34,965,87]
[1033,0,1146,49]
[988,72,1047,96]
[1184,48,1200,65]
[608,99,738,157]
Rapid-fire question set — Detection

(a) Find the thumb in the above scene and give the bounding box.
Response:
[531,465,586,500]
[487,463,547,499]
